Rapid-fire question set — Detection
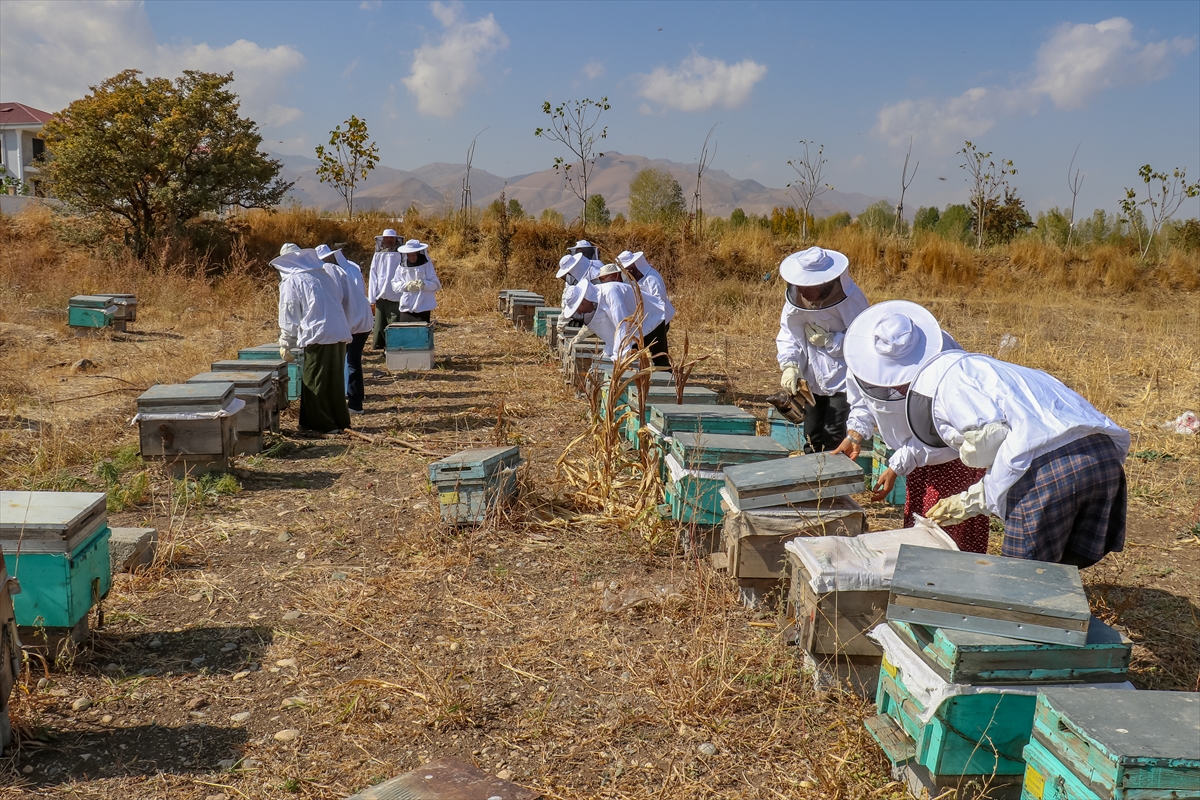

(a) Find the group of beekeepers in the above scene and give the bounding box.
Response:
[269,229,441,433]
[554,240,675,368]
[773,245,1128,568]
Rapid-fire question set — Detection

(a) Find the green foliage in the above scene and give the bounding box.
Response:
[959,140,1017,249]
[173,472,241,510]
[1121,165,1200,258]
[1169,218,1200,251]
[315,115,379,219]
[913,206,940,232]
[93,447,149,512]
[980,189,1034,244]
[770,207,801,237]
[729,208,747,227]
[937,204,973,244]
[814,212,851,236]
[858,200,899,233]
[539,207,564,226]
[535,97,610,217]
[41,69,290,257]
[1035,207,1071,248]
[0,165,29,195]
[628,168,686,226]
[584,193,611,227]
[506,198,525,220]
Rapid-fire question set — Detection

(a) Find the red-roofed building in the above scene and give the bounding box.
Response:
[1,102,54,193]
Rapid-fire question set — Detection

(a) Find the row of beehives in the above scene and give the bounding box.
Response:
[67,293,137,336]
[495,288,1200,800]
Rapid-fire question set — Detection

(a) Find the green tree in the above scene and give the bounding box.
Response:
[730,208,747,227]
[858,200,902,234]
[40,69,289,257]
[584,193,611,227]
[978,189,1033,245]
[1035,207,1071,247]
[1120,165,1200,258]
[628,168,685,225]
[937,204,973,244]
[959,140,1016,249]
[770,206,801,237]
[506,197,525,219]
[540,207,564,226]
[913,206,940,232]
[315,115,379,219]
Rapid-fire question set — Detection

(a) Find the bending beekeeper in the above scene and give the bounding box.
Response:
[556,252,592,331]
[901,310,1129,567]
[775,247,869,452]
[316,244,373,416]
[389,239,441,323]
[563,266,639,362]
[617,250,674,368]
[834,301,989,552]
[272,246,353,434]
[368,228,406,349]
[567,239,601,272]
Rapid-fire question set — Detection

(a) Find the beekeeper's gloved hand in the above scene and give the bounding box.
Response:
[780,363,801,394]
[959,422,1010,468]
[403,279,424,292]
[571,325,593,346]
[927,481,988,526]
[279,346,295,363]
[805,323,834,348]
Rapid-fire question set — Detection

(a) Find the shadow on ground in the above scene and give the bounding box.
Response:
[1087,583,1200,691]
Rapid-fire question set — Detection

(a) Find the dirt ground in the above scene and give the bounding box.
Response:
[1,303,1198,799]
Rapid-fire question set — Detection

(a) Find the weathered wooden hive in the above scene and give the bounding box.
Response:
[648,404,756,437]
[384,322,435,371]
[102,293,138,322]
[238,343,304,402]
[67,295,124,335]
[1,541,20,752]
[186,370,277,453]
[135,382,238,476]
[722,451,863,511]
[665,434,788,525]
[212,359,289,412]
[427,447,523,526]
[508,293,545,330]
[534,307,561,338]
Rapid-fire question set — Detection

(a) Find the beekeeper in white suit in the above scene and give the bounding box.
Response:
[775,247,869,452]
[315,244,373,415]
[564,268,639,362]
[368,228,405,349]
[272,245,352,434]
[617,250,674,368]
[389,239,441,323]
[900,308,1130,567]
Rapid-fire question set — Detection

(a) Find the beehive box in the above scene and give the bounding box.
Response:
[870,437,907,506]
[212,359,289,412]
[509,294,545,330]
[723,452,864,511]
[534,307,561,337]
[730,495,866,583]
[0,492,112,630]
[766,406,805,452]
[186,371,277,453]
[386,350,435,371]
[1,541,20,753]
[888,546,1091,647]
[888,618,1131,686]
[238,343,304,402]
[384,322,434,351]
[1020,689,1200,800]
[624,386,718,442]
[570,342,605,394]
[789,560,887,656]
[136,383,238,476]
[497,288,525,313]
[104,293,138,322]
[67,295,124,334]
[648,404,756,437]
[428,446,523,526]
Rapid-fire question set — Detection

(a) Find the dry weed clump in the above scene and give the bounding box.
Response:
[909,233,978,285]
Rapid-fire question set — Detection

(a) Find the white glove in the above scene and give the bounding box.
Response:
[279,346,295,363]
[780,363,800,394]
[959,422,1010,468]
[571,325,594,346]
[403,279,424,292]
[927,481,988,526]
[805,322,834,348]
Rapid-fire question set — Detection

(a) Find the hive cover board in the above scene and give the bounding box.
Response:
[631,385,717,405]
[428,446,521,483]
[594,363,674,385]
[722,452,864,510]
[68,295,117,309]
[345,757,540,799]
[187,371,273,391]
[887,545,1091,646]
[0,492,107,553]
[137,382,234,411]
[671,433,788,470]
[648,404,756,435]
[212,359,287,379]
[887,616,1131,684]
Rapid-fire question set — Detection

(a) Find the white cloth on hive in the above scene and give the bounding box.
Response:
[272,249,352,348]
[775,272,869,395]
[131,396,246,425]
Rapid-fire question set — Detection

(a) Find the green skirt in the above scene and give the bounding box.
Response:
[300,342,351,432]
[371,299,402,349]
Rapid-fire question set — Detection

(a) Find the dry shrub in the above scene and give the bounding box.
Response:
[1160,248,1200,291]
[1008,238,1069,286]
[1090,244,1140,292]
[908,233,978,285]
[821,226,882,278]
[882,238,907,276]
[709,225,782,281]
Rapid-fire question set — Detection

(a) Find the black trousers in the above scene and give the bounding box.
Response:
[803,392,850,452]
[346,331,369,412]
[397,310,431,323]
[643,321,670,369]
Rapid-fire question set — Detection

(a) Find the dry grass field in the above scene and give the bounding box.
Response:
[0,205,1197,799]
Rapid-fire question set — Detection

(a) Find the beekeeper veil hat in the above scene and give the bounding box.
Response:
[779,247,850,287]
[845,300,943,388]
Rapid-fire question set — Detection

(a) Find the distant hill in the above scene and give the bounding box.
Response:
[270,150,883,219]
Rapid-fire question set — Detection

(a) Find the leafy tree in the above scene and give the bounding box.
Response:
[628,168,686,225]
[1120,165,1200,258]
[729,208,747,227]
[506,197,525,219]
[936,204,973,244]
[535,97,610,227]
[770,206,801,237]
[1035,207,1071,248]
[584,193,610,227]
[41,69,289,257]
[913,206,940,232]
[815,211,851,235]
[978,189,1033,244]
[858,200,904,234]
[540,207,564,226]
[959,141,1016,249]
[315,115,378,219]
[1169,218,1200,252]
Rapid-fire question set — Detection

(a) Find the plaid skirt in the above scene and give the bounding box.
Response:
[1002,433,1127,566]
[904,460,990,553]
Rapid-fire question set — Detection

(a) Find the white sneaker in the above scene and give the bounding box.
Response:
[349,408,365,416]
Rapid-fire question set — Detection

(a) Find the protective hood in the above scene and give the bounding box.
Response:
[906,351,971,447]
[557,252,589,280]
[780,247,850,287]
[271,249,329,278]
[845,300,944,388]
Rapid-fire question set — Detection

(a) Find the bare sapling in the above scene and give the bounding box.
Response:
[959,140,1016,249]
[691,124,718,242]
[787,140,831,241]
[1066,142,1084,248]
[459,127,487,231]
[669,333,713,405]
[895,137,918,236]
[535,97,611,230]
[1120,164,1200,259]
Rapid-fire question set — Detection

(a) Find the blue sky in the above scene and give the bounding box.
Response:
[3,0,1198,216]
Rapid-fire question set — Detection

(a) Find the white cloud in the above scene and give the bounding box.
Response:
[359,0,381,9]
[403,1,508,117]
[873,17,1195,147]
[0,0,305,129]
[583,60,605,80]
[634,53,767,112]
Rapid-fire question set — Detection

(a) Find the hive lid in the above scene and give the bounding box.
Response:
[137,382,234,409]
[651,404,754,420]
[68,295,117,308]
[1037,688,1200,762]
[187,371,273,391]
[101,293,136,303]
[636,386,717,400]
[672,433,788,469]
[428,446,521,482]
[212,359,287,377]
[723,452,863,508]
[0,491,107,537]
[385,322,433,329]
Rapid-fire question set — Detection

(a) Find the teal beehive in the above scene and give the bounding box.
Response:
[870,436,907,506]
[766,406,805,452]
[665,434,788,525]
[239,343,303,402]
[648,404,756,437]
[384,322,434,351]
[68,295,123,333]
[428,447,523,526]
[534,307,561,337]
[0,492,112,630]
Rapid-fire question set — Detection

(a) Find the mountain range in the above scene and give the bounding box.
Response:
[272,151,883,220]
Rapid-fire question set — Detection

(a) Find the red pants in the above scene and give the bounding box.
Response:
[904,460,990,553]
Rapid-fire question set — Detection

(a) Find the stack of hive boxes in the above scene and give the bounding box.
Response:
[67,295,123,335]
[0,541,18,752]
[238,343,304,403]
[428,446,523,527]
[384,322,435,371]
[135,382,241,476]
[186,369,277,454]
[866,547,1137,799]
[211,358,290,415]
[534,306,561,339]
[507,292,545,331]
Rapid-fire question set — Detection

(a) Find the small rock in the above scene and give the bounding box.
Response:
[295,550,306,560]
[191,656,206,666]
[799,780,815,789]
[205,794,229,800]
[72,358,96,373]
[496,769,514,781]
[276,658,297,669]
[280,696,308,710]
[147,638,163,650]
[138,668,159,677]
[330,571,346,581]
[449,642,460,652]
[230,711,252,723]
[282,610,301,621]
[276,531,292,542]
[23,765,33,774]
[37,678,49,690]
[697,742,717,757]
[104,663,121,674]
[101,714,113,724]
[232,670,251,681]
[242,758,261,768]
[79,753,91,761]
[218,758,237,770]
[50,688,69,697]
[186,696,208,711]
[188,710,207,719]
[273,728,300,742]
[72,697,92,712]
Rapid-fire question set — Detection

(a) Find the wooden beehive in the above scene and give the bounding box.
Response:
[212,359,289,412]
[888,546,1091,647]
[384,322,434,351]
[870,436,907,507]
[1020,688,1199,800]
[186,371,277,453]
[136,383,237,476]
[0,492,112,631]
[790,554,887,657]
[497,288,524,313]
[428,446,523,526]
[722,452,863,511]
[509,293,545,330]
[648,403,756,437]
[67,295,124,334]
[103,293,138,322]
[534,307,561,337]
[1,540,20,753]
[726,495,865,582]
[238,343,304,402]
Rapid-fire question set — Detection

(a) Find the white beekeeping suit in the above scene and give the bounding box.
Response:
[389,240,442,313]
[272,249,352,349]
[564,274,637,361]
[367,229,405,303]
[617,250,675,325]
[315,244,373,335]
